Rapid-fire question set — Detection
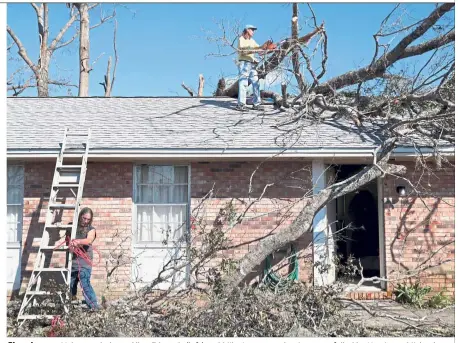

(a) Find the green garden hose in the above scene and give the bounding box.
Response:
[263,244,299,292]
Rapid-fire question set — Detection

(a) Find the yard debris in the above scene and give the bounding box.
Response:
[7,281,454,337]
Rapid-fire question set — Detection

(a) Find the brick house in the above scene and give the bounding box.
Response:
[7,97,455,301]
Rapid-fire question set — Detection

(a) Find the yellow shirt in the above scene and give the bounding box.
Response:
[238,36,259,63]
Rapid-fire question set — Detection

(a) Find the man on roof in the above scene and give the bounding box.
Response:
[236,24,273,112]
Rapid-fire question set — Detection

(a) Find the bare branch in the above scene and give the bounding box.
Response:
[400,29,454,59]
[90,52,105,72]
[49,79,78,88]
[181,82,195,96]
[7,77,35,96]
[100,56,111,93]
[110,20,119,94]
[54,30,79,51]
[30,3,40,17]
[314,30,328,85]
[382,4,454,65]
[7,26,38,76]
[48,6,80,51]
[7,65,29,85]
[314,4,455,94]
[90,8,116,30]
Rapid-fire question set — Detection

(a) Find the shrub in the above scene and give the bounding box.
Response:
[427,289,453,309]
[394,281,431,308]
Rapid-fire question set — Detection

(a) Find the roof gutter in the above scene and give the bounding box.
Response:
[6,146,454,160]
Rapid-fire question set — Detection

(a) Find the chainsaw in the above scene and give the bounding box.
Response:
[266,37,288,51]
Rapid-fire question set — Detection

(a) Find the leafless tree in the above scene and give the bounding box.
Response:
[100,19,119,97]
[7,3,79,96]
[7,3,116,97]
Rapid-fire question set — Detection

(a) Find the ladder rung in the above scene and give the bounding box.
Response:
[18,127,89,323]
[64,145,85,149]
[34,268,69,272]
[53,184,80,188]
[46,224,73,229]
[18,314,57,320]
[25,291,53,295]
[49,203,76,209]
[67,133,89,137]
[57,165,82,170]
[40,246,69,251]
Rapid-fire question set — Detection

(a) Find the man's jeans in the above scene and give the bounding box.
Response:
[70,268,99,309]
[238,61,261,107]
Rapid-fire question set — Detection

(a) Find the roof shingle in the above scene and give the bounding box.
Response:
[7,97,382,151]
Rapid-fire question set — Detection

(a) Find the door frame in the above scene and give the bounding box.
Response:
[377,177,387,290]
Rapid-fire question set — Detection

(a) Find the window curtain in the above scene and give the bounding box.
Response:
[7,166,24,243]
[135,166,188,244]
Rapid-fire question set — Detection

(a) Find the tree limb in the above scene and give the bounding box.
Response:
[400,29,454,59]
[30,3,40,17]
[220,139,405,292]
[314,4,454,95]
[7,26,38,76]
[48,5,80,52]
[54,30,79,51]
[100,19,118,96]
[182,82,195,96]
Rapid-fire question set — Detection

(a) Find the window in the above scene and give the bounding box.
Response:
[134,165,189,245]
[7,165,24,243]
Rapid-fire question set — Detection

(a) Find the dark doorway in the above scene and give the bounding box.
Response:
[334,165,380,280]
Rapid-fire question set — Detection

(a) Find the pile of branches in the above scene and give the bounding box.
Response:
[7,281,454,337]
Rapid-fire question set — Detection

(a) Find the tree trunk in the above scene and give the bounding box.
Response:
[291,4,306,92]
[36,4,49,97]
[198,74,205,97]
[220,144,405,292]
[76,3,90,96]
[104,56,112,96]
[36,52,50,97]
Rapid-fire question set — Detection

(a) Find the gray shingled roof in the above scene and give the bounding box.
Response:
[7,97,383,151]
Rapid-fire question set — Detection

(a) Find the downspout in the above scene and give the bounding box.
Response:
[372,145,381,165]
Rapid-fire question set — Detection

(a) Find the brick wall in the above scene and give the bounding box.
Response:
[15,160,314,302]
[19,161,133,301]
[13,159,454,302]
[383,162,455,297]
[189,161,314,286]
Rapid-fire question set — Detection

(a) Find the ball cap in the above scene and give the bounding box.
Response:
[245,24,257,31]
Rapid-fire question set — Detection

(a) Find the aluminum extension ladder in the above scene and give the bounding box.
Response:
[17,128,91,323]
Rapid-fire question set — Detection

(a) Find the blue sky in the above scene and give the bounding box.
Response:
[7,3,442,97]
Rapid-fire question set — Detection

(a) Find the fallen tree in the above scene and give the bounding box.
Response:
[8,3,455,337]
[207,2,456,294]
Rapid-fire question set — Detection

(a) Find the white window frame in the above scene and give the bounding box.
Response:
[7,164,24,247]
[131,164,191,289]
[132,164,190,247]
